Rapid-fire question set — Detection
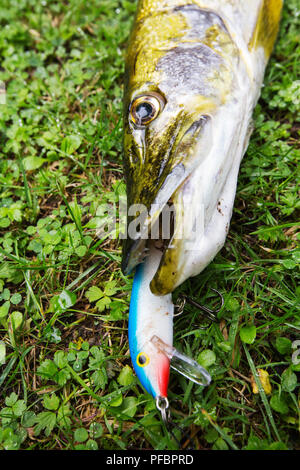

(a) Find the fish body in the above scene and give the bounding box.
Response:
[124,1,283,400]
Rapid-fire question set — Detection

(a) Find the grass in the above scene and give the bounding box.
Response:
[0,0,299,451]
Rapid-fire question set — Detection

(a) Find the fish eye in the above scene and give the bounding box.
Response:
[136,352,150,367]
[130,93,163,127]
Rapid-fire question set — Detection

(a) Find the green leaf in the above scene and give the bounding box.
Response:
[74,444,87,450]
[106,300,126,321]
[0,407,14,425]
[74,428,89,443]
[268,442,289,450]
[26,226,36,235]
[12,400,27,417]
[9,311,23,330]
[227,298,240,312]
[73,360,83,372]
[91,369,108,389]
[89,422,103,439]
[77,350,89,361]
[67,351,76,362]
[0,218,10,228]
[194,404,217,428]
[281,368,297,392]
[96,296,111,312]
[21,411,37,428]
[34,411,57,437]
[275,337,292,355]
[89,346,105,361]
[23,156,46,171]
[104,280,118,296]
[197,349,216,368]
[204,428,218,444]
[1,288,10,301]
[240,325,257,344]
[56,290,77,312]
[43,394,60,411]
[119,397,138,418]
[11,208,22,223]
[244,434,269,450]
[270,393,289,414]
[282,259,296,269]
[54,350,68,369]
[85,286,103,302]
[3,434,22,450]
[109,392,123,407]
[5,392,18,407]
[212,437,229,450]
[57,403,72,429]
[86,439,98,450]
[81,341,89,351]
[61,135,82,154]
[10,293,22,305]
[217,341,232,353]
[37,359,58,379]
[0,301,10,319]
[56,368,71,386]
[75,245,87,257]
[0,263,20,282]
[117,365,135,386]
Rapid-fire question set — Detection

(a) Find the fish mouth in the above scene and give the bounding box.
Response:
[121,116,211,281]
[121,164,197,295]
[121,163,187,277]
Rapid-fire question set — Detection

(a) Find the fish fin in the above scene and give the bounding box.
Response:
[248,0,283,58]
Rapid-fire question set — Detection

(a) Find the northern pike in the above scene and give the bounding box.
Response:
[122,0,283,404]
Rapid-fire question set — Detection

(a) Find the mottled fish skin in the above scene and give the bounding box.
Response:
[122,0,283,295]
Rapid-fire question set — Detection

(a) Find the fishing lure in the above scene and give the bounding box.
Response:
[128,242,212,417]
[122,0,283,418]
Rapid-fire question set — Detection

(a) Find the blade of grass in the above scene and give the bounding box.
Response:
[200,408,239,450]
[0,355,18,388]
[23,270,44,321]
[243,344,282,442]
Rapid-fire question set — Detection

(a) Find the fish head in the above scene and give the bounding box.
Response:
[122,5,252,294]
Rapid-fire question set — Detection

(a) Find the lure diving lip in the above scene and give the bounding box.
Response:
[151,335,211,387]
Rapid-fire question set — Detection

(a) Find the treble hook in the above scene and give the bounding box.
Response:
[175,288,224,326]
[156,397,197,450]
